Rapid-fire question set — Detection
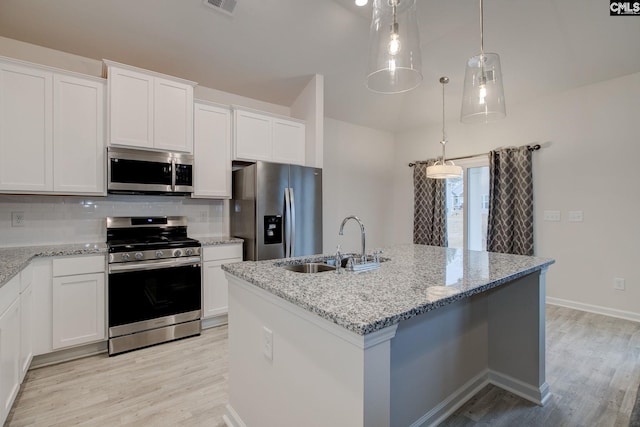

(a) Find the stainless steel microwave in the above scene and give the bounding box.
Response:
[107,147,194,195]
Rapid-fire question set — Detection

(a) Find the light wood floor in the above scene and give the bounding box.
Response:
[7,305,640,427]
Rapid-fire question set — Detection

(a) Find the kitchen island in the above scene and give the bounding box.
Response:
[222,244,554,427]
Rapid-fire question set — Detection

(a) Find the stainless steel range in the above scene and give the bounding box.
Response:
[106,216,202,356]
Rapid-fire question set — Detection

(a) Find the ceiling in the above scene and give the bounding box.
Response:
[0,0,638,133]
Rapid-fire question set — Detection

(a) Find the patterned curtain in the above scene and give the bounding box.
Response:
[413,160,448,246]
[487,147,534,255]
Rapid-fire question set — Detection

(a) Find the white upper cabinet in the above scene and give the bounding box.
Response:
[272,118,306,165]
[53,74,105,195]
[233,107,305,166]
[0,57,105,195]
[105,60,196,153]
[193,101,232,199]
[0,61,53,192]
[107,66,154,149]
[154,79,193,152]
[234,109,272,162]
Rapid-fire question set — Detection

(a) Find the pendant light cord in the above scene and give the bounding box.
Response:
[480,0,484,56]
[439,76,449,163]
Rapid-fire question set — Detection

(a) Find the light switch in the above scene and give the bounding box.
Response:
[568,211,584,222]
[543,210,561,222]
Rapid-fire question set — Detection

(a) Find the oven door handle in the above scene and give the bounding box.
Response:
[108,257,201,274]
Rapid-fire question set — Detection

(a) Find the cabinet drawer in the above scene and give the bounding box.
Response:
[0,275,20,316]
[52,255,105,277]
[203,244,243,262]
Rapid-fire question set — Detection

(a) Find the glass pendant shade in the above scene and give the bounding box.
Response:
[426,162,463,179]
[427,77,462,180]
[460,53,506,123]
[366,0,422,94]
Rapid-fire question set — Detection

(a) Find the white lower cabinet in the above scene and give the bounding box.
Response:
[52,256,106,350]
[202,244,242,322]
[31,258,52,356]
[19,264,33,381]
[0,275,20,424]
[0,254,106,424]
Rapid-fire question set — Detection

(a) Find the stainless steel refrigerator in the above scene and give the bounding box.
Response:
[231,161,322,261]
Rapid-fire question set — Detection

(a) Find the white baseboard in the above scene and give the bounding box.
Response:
[546,297,640,323]
[202,314,228,329]
[410,368,551,426]
[30,341,107,369]
[488,370,550,406]
[410,370,489,427]
[223,404,247,427]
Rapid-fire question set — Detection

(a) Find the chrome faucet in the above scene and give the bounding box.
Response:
[338,215,366,263]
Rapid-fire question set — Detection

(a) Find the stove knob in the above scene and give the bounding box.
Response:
[185,248,193,256]
[155,250,164,258]
[135,252,144,260]
[174,249,183,257]
[122,253,130,261]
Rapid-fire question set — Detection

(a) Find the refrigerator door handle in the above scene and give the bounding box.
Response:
[284,187,292,257]
[290,187,296,257]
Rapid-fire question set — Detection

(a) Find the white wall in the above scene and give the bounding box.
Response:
[323,118,395,256]
[393,72,640,319]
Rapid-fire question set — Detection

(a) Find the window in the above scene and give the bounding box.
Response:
[445,157,490,251]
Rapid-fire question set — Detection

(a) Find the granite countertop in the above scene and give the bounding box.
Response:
[0,243,107,288]
[222,243,555,336]
[197,236,244,246]
[0,237,242,289]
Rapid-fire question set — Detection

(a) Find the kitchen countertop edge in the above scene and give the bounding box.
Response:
[222,244,555,336]
[0,243,108,289]
[1,237,243,289]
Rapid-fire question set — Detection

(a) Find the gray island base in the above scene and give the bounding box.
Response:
[221,244,555,427]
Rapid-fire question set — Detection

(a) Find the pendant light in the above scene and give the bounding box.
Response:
[427,77,462,179]
[460,0,506,123]
[366,0,422,94]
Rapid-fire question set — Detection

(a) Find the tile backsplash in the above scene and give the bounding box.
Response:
[0,194,229,247]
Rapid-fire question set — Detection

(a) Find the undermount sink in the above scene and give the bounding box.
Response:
[282,263,336,273]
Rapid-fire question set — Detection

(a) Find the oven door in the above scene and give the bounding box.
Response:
[108,259,201,338]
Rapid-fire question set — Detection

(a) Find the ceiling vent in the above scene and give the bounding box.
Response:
[203,0,237,16]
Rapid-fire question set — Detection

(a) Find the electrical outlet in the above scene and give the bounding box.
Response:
[543,210,561,222]
[11,211,25,227]
[262,326,273,361]
[614,278,626,291]
[568,211,584,222]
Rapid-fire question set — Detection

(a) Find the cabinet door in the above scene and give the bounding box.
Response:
[53,74,105,194]
[0,61,53,192]
[233,109,272,161]
[52,272,105,350]
[0,298,20,423]
[202,258,241,318]
[193,102,231,198]
[19,283,33,382]
[154,78,193,153]
[108,66,154,149]
[272,118,306,165]
[31,258,52,356]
